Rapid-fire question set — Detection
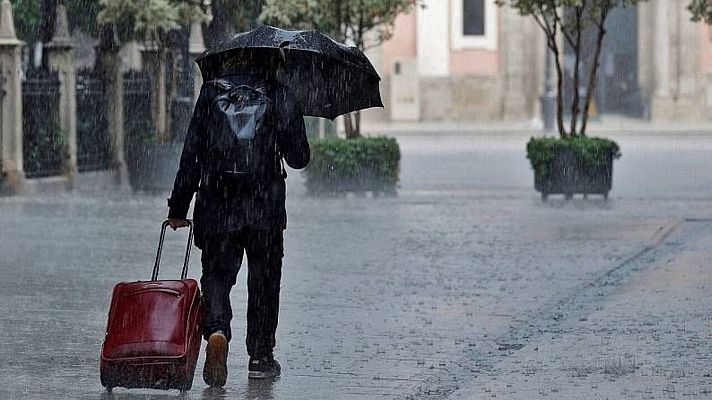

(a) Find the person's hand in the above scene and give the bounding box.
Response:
[168,218,189,231]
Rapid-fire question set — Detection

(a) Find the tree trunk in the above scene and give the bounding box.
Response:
[95,25,129,188]
[334,0,344,41]
[40,0,59,69]
[344,113,353,138]
[581,8,609,137]
[355,110,361,136]
[236,0,264,31]
[344,114,353,139]
[40,0,58,43]
[204,0,235,48]
[344,113,361,139]
[552,45,567,138]
[569,8,583,137]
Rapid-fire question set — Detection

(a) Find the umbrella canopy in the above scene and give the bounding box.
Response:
[195,25,383,120]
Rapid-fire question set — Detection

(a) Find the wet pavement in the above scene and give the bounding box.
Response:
[1,133,712,399]
[448,219,712,399]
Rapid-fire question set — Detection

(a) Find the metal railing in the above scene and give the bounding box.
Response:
[22,69,64,179]
[76,69,111,172]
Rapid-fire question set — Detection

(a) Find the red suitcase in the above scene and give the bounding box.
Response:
[100,220,204,393]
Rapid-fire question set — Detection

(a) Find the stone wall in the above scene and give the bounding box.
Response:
[366,1,712,123]
[416,6,541,122]
[642,0,710,122]
[419,76,504,121]
[360,2,542,123]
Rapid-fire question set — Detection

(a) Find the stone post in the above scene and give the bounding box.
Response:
[501,7,530,120]
[188,21,206,105]
[637,2,654,100]
[650,0,672,120]
[649,0,702,121]
[0,0,24,194]
[96,26,129,189]
[141,41,168,142]
[44,3,76,188]
[675,0,701,120]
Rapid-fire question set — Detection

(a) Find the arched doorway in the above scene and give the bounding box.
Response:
[564,5,643,118]
[597,5,642,116]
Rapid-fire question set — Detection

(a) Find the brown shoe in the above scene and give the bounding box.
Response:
[203,331,228,387]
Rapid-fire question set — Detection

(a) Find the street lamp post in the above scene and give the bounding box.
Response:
[170,25,194,144]
[541,46,556,132]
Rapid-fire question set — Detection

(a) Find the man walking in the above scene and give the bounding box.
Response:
[167,57,309,387]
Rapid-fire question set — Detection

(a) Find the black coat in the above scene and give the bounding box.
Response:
[167,69,310,248]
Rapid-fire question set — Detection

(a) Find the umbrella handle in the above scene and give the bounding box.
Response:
[278,41,290,65]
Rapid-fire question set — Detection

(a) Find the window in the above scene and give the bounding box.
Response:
[451,0,497,50]
[463,0,485,36]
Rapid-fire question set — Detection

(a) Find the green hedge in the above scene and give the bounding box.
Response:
[527,136,621,178]
[304,137,401,195]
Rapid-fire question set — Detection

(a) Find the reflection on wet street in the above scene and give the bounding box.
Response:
[2,134,712,399]
[95,379,276,400]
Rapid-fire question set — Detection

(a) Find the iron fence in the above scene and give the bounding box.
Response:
[76,69,110,172]
[22,69,64,178]
[123,70,155,152]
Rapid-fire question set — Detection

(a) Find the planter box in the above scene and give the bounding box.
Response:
[127,142,182,193]
[305,166,399,196]
[304,137,400,196]
[534,147,614,200]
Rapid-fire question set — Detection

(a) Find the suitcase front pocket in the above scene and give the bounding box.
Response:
[104,285,191,359]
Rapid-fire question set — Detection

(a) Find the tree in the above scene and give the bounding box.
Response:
[689,0,712,24]
[261,0,418,138]
[12,0,103,70]
[12,0,42,44]
[496,0,646,138]
[66,0,102,37]
[12,0,101,44]
[97,0,208,144]
[203,0,264,47]
[98,0,206,46]
[12,0,205,46]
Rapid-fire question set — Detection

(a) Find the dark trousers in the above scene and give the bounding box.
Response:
[201,228,284,359]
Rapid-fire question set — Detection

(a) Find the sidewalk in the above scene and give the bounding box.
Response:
[361,115,712,136]
[445,219,712,399]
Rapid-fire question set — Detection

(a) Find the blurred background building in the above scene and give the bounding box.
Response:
[364,0,712,124]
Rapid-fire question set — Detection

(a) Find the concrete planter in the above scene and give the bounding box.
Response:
[534,147,614,200]
[127,142,181,193]
[305,165,399,196]
[304,137,400,196]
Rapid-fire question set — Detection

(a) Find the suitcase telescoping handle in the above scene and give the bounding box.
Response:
[152,219,194,281]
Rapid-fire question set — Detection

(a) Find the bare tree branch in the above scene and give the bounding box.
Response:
[581,4,610,136]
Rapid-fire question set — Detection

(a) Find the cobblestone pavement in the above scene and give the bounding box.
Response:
[0,134,711,399]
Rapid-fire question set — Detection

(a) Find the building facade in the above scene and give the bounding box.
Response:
[364,0,712,123]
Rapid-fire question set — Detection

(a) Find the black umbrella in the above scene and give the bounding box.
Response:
[195,25,383,120]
